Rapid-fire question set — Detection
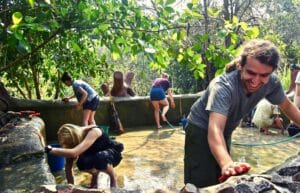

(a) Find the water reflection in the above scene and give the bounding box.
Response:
[53,126,300,191]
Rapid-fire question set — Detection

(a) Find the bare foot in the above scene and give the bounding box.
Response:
[161,114,167,122]
[118,126,125,133]
[157,125,162,129]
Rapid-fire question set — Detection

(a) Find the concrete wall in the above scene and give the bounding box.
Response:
[11,94,202,141]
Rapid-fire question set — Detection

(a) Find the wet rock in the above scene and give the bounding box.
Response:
[32,184,142,193]
[197,153,300,193]
[0,115,55,192]
[293,172,300,181]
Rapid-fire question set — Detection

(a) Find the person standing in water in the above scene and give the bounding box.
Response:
[184,39,300,188]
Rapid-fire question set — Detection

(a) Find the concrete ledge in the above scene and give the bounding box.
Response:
[10,94,202,141]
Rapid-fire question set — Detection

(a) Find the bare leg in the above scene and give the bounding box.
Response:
[273,117,285,134]
[88,110,97,125]
[151,101,161,128]
[82,109,92,126]
[85,169,99,189]
[105,164,117,188]
[90,172,99,188]
[160,99,169,122]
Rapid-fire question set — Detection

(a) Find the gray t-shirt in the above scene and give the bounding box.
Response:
[73,80,98,102]
[188,70,286,136]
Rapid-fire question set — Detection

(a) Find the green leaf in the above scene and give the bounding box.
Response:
[245,27,260,38]
[166,0,176,5]
[231,33,238,45]
[44,0,51,4]
[116,37,126,44]
[187,3,193,9]
[72,42,81,52]
[193,54,202,64]
[184,9,203,18]
[177,54,184,62]
[164,6,175,14]
[24,16,36,23]
[156,54,164,64]
[12,12,23,25]
[193,42,201,51]
[112,52,121,60]
[239,22,248,30]
[14,31,23,40]
[232,16,239,24]
[171,32,177,40]
[98,24,110,31]
[207,8,221,17]
[27,0,34,8]
[180,29,187,40]
[187,47,194,57]
[218,29,227,38]
[192,0,200,4]
[18,39,31,53]
[122,0,128,6]
[10,24,19,30]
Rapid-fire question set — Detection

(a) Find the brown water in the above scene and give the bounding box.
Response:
[53,126,300,191]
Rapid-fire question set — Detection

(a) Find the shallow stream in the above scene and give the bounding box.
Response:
[53,126,300,191]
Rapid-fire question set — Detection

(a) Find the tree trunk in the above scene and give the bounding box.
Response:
[223,0,232,48]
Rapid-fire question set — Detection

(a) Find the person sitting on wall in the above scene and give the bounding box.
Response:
[252,98,285,135]
[124,71,135,88]
[110,71,135,97]
[45,124,124,188]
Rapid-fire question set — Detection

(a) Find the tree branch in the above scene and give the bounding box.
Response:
[0,28,61,72]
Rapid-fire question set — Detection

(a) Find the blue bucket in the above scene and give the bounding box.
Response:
[181,118,188,129]
[47,144,65,172]
[99,125,110,135]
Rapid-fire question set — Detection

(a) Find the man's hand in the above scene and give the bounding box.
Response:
[219,161,251,182]
[221,161,250,176]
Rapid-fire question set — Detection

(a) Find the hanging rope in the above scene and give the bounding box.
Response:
[232,132,300,147]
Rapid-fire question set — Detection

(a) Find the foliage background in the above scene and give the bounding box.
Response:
[0,0,299,99]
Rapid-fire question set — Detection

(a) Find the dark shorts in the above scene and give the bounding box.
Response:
[77,149,122,171]
[184,122,231,188]
[150,87,166,101]
[83,96,100,111]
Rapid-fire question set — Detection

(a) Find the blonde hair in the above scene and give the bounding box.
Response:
[57,124,94,148]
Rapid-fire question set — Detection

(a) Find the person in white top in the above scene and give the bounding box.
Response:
[252,98,284,134]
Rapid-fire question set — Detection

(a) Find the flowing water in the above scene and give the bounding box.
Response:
[53,126,300,191]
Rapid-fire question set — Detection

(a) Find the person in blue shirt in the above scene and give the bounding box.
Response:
[61,72,100,126]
